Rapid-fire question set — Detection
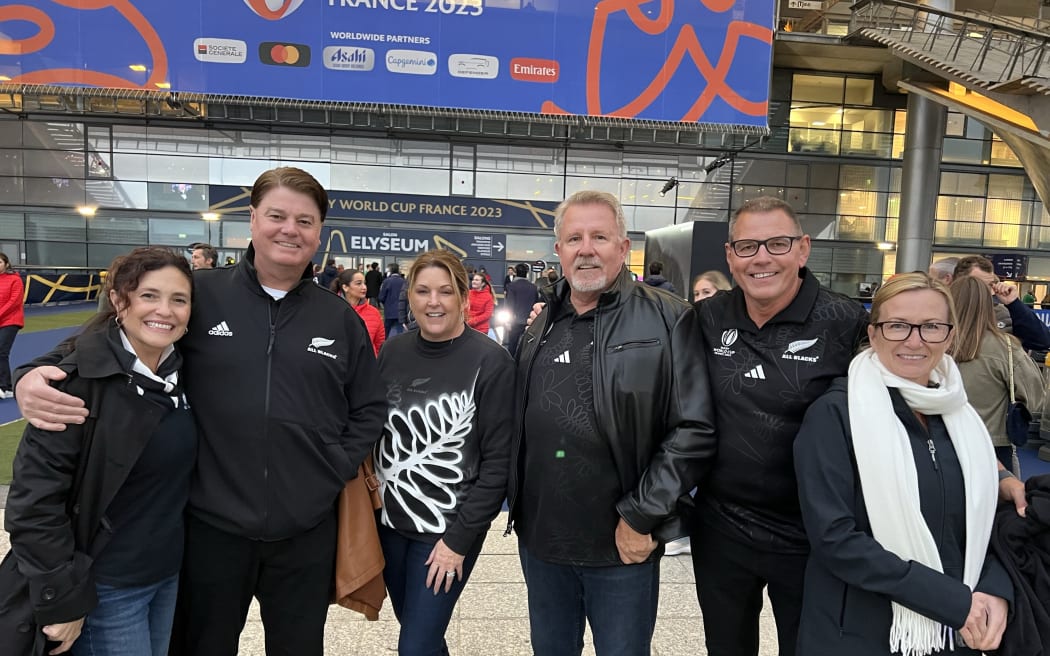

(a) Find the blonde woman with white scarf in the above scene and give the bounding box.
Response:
[793,273,1012,656]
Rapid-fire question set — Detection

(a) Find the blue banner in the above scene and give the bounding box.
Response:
[210,186,559,230]
[0,0,775,127]
[321,225,505,259]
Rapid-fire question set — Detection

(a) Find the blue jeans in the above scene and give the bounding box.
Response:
[518,542,659,656]
[72,574,178,656]
[377,523,483,656]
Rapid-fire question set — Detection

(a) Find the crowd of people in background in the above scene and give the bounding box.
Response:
[2,167,1049,656]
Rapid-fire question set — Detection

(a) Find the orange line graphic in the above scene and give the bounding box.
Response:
[553,0,771,123]
[4,0,168,89]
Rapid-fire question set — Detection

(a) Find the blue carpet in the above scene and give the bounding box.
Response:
[0,325,79,425]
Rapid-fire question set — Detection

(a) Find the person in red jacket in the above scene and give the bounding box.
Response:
[333,269,385,356]
[0,251,24,398]
[466,273,494,337]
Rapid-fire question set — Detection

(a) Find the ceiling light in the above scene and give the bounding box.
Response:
[155,82,171,89]
[201,212,220,221]
[876,242,895,250]
[77,205,97,217]
[129,64,147,72]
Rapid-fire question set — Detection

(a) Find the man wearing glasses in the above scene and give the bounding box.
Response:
[666,196,869,656]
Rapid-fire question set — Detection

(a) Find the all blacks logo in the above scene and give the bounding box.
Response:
[713,329,738,357]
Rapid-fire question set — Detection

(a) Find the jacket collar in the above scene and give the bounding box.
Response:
[545,267,635,314]
[717,267,821,331]
[235,243,317,297]
[63,323,132,380]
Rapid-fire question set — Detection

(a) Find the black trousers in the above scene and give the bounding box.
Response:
[172,512,336,656]
[691,517,808,656]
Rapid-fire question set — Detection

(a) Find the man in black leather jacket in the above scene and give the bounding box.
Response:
[506,190,714,655]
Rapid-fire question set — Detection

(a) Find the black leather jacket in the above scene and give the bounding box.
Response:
[506,269,715,545]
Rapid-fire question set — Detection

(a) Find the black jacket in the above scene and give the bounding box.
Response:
[507,268,711,546]
[1,326,185,655]
[794,378,1012,656]
[989,474,1050,656]
[17,247,388,541]
[503,277,539,327]
[364,268,383,299]
[178,245,387,539]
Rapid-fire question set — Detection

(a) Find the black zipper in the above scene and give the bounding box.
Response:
[262,299,280,531]
[504,311,549,537]
[607,338,659,353]
[837,582,848,636]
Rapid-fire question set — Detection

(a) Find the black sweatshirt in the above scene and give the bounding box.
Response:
[374,327,514,555]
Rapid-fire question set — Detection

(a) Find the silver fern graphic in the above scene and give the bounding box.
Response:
[375,379,477,533]
[785,337,819,354]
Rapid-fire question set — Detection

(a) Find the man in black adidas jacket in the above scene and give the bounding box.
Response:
[669,196,869,656]
[15,167,386,655]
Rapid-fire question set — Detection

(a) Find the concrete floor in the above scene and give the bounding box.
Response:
[0,508,780,655]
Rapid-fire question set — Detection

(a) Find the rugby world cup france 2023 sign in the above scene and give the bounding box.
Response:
[0,0,775,129]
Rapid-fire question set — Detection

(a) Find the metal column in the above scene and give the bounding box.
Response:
[896,93,946,274]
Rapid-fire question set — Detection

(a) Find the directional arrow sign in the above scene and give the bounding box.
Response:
[494,242,505,252]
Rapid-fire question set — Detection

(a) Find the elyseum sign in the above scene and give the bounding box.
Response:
[0,0,776,128]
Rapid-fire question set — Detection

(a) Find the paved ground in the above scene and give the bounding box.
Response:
[0,510,780,655]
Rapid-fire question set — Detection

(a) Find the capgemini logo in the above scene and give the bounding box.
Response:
[244,0,304,20]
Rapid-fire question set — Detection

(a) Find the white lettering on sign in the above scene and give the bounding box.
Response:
[788,0,823,9]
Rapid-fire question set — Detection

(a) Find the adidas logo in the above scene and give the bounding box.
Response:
[554,350,571,364]
[744,364,766,380]
[208,321,233,337]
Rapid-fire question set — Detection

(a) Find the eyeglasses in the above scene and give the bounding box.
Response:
[872,321,953,343]
[729,235,802,257]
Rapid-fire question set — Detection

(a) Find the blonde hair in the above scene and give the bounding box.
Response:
[948,275,1006,362]
[407,249,469,308]
[693,270,731,292]
[870,272,957,328]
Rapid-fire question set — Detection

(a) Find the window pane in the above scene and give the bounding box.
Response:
[935,220,983,246]
[0,176,24,204]
[27,213,86,241]
[23,150,84,177]
[209,158,275,186]
[475,172,563,201]
[788,128,840,154]
[988,174,1023,199]
[985,198,1023,224]
[0,212,24,239]
[942,138,985,164]
[331,136,393,165]
[476,145,563,174]
[86,215,148,244]
[937,196,986,221]
[844,78,874,105]
[792,74,843,103]
[390,169,448,195]
[148,182,209,210]
[88,243,142,268]
[0,150,22,176]
[221,221,252,249]
[24,122,83,150]
[989,138,1021,167]
[147,154,209,183]
[841,132,892,158]
[564,176,621,196]
[939,172,986,196]
[566,150,622,177]
[331,163,391,193]
[149,218,210,246]
[93,180,148,209]
[26,241,87,266]
[24,177,86,206]
[945,112,966,137]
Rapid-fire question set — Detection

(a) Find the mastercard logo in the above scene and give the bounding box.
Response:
[259,42,311,67]
[244,0,304,20]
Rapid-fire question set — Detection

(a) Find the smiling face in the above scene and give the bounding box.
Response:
[110,265,192,371]
[343,271,367,304]
[694,279,719,301]
[555,202,630,301]
[726,209,809,320]
[249,185,322,287]
[410,265,468,342]
[471,274,486,290]
[869,288,953,386]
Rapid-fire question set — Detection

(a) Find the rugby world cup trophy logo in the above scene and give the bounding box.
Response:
[244,0,305,20]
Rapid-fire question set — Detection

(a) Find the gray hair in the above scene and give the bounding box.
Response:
[728,196,802,241]
[554,190,628,240]
[929,257,959,283]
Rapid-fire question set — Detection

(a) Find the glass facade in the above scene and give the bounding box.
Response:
[0,65,1043,297]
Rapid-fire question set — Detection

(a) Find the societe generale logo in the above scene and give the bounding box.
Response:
[244,0,304,20]
[194,38,247,64]
[510,57,559,83]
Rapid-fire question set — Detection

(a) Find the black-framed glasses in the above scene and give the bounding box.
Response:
[872,321,954,343]
[729,235,802,257]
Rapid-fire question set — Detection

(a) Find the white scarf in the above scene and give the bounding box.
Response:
[847,348,997,656]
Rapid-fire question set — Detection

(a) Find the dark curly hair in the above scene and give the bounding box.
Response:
[82,247,194,335]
